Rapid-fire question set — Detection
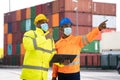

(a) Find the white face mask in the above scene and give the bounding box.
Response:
[63,27,72,36]
[41,23,49,31]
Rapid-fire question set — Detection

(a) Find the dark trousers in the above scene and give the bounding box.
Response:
[58,72,80,80]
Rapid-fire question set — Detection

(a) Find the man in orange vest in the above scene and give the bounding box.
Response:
[52,18,107,80]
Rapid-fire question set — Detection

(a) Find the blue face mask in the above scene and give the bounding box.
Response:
[41,23,49,32]
[64,27,72,36]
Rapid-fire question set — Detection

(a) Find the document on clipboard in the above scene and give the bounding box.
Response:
[50,54,77,63]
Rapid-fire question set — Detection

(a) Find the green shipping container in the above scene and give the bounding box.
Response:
[31,6,36,19]
[16,44,20,55]
[81,40,100,53]
[21,20,26,32]
[31,19,36,30]
[53,27,59,40]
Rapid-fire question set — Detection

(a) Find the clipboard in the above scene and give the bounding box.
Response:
[50,54,77,63]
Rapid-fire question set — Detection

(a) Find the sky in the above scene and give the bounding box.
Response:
[0,0,119,48]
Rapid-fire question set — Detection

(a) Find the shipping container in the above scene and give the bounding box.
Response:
[80,54,87,67]
[7,34,12,44]
[109,54,117,69]
[11,11,16,22]
[8,22,12,33]
[42,2,53,15]
[4,23,8,34]
[12,44,16,55]
[92,15,116,28]
[53,27,59,40]
[47,14,52,28]
[26,8,31,19]
[7,44,12,55]
[101,54,109,69]
[21,20,26,32]
[52,13,59,27]
[31,6,36,19]
[52,0,59,13]
[16,10,21,21]
[21,8,26,20]
[100,32,120,51]
[92,2,116,16]
[4,13,11,23]
[86,54,93,67]
[4,44,7,56]
[81,40,100,53]
[93,54,100,67]
[58,0,92,13]
[25,19,31,31]
[12,21,21,33]
[36,5,42,15]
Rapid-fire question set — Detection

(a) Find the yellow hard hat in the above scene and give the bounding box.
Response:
[34,14,48,25]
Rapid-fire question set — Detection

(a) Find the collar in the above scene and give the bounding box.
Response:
[60,35,73,41]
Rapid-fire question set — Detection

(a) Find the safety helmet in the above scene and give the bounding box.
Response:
[34,14,48,25]
[59,17,72,27]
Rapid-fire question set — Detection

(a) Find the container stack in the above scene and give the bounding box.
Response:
[3,0,116,68]
[80,1,116,68]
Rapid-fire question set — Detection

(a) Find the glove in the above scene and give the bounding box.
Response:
[98,20,108,31]
[52,77,56,80]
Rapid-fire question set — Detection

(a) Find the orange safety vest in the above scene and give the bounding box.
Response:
[52,28,100,77]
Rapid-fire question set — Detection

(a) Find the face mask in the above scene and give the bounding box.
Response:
[64,27,72,36]
[41,23,49,31]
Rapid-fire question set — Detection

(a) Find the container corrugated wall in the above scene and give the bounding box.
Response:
[92,2,116,16]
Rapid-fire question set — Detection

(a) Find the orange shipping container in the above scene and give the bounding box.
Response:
[16,10,21,21]
[7,34,12,44]
[26,8,31,19]
[4,23,8,34]
[52,13,59,27]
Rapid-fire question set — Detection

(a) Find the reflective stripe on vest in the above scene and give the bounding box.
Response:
[68,61,80,66]
[22,65,48,71]
[24,36,56,53]
[82,35,90,46]
[64,54,80,66]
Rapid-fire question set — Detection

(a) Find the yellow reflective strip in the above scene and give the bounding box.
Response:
[22,65,48,71]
